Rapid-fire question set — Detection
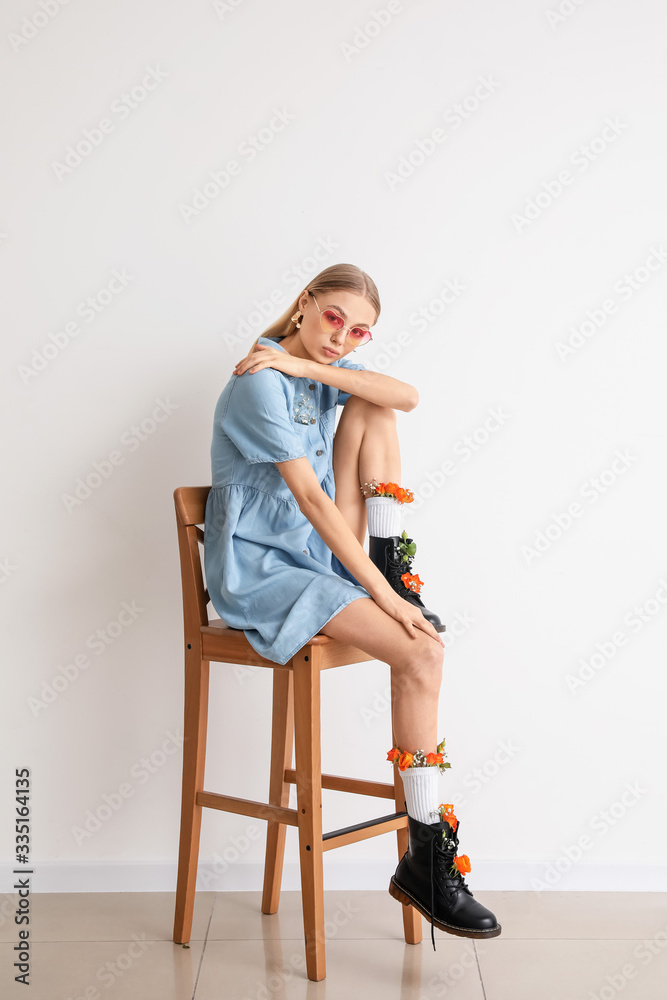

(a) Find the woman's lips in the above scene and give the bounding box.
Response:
[322,346,339,357]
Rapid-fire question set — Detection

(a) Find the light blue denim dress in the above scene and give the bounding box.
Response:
[204,336,373,664]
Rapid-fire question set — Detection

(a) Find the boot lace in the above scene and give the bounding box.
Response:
[428,833,469,951]
[385,541,418,598]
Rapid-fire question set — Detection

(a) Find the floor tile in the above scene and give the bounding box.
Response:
[2,940,203,1000]
[472,889,667,940]
[195,938,486,999]
[0,891,214,943]
[477,938,667,1000]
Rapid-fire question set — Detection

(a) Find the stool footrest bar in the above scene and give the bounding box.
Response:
[197,790,298,826]
[322,811,409,852]
[283,769,396,799]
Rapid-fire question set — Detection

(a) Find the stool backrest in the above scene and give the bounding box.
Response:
[173,486,212,637]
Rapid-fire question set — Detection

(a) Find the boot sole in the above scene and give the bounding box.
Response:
[389,876,502,939]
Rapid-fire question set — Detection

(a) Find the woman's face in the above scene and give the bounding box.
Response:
[294,289,377,364]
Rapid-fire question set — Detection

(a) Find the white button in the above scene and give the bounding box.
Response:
[302,548,308,555]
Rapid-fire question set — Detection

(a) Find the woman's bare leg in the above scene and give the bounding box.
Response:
[328,396,442,753]
[332,396,401,545]
[320,597,443,753]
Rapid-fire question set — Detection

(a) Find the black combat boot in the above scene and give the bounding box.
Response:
[368,532,446,632]
[389,814,501,949]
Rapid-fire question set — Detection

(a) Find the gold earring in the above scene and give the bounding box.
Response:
[291,311,302,328]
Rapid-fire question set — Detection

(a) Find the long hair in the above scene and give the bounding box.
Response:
[250,263,381,352]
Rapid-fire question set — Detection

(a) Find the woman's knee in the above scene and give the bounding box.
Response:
[392,637,443,694]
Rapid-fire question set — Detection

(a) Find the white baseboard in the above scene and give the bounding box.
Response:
[2,861,666,893]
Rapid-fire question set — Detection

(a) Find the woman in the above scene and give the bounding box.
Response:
[204,263,500,946]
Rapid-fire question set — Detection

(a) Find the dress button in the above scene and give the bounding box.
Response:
[310,417,316,424]
[308,383,316,390]
[316,449,323,456]
[303,549,308,554]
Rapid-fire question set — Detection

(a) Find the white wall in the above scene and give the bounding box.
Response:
[2,0,666,894]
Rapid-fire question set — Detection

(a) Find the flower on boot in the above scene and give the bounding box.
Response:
[401,571,424,594]
[438,803,458,831]
[397,530,417,565]
[452,854,471,876]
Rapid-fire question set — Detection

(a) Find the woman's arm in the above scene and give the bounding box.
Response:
[276,456,444,646]
[234,344,418,412]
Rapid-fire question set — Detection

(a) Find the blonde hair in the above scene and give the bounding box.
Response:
[250,262,381,351]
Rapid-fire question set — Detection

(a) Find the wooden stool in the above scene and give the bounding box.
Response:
[171,486,422,982]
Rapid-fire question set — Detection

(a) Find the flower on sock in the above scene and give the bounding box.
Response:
[453,854,471,875]
[387,739,450,775]
[361,478,414,504]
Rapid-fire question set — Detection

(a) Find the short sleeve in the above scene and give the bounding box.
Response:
[221,369,308,464]
[334,357,367,406]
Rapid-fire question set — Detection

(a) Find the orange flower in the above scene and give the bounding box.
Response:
[403,489,414,503]
[394,488,407,503]
[397,751,414,771]
[376,482,387,494]
[384,482,399,496]
[438,803,458,831]
[454,854,471,875]
[386,747,400,762]
[401,572,424,594]
[425,752,444,766]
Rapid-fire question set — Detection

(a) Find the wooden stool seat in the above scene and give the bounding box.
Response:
[172,486,421,982]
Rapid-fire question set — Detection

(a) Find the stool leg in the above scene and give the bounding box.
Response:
[262,668,295,914]
[392,727,422,945]
[293,647,326,982]
[173,655,210,944]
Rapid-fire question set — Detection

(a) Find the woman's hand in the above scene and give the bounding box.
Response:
[372,587,446,647]
[234,344,311,379]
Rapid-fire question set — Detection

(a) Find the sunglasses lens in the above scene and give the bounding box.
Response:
[321,310,344,332]
[349,329,371,344]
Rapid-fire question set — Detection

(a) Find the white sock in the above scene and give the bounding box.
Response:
[399,766,441,825]
[366,495,402,538]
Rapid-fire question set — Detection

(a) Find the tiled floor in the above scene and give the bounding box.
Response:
[3,890,667,998]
